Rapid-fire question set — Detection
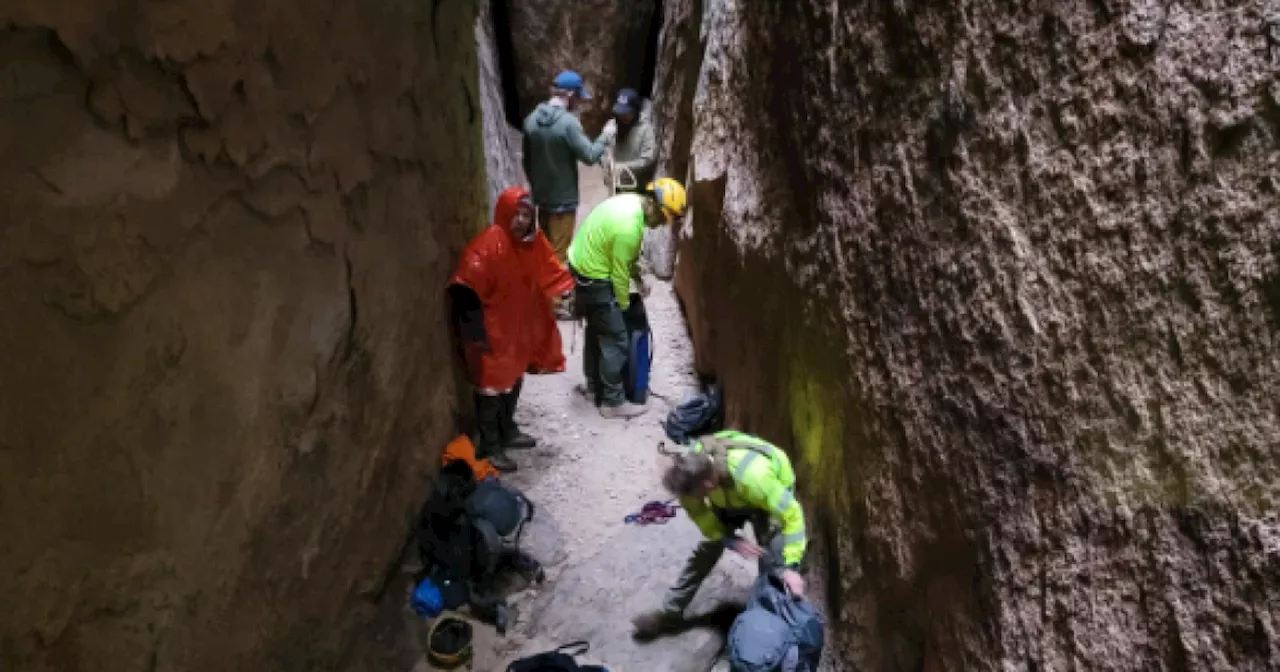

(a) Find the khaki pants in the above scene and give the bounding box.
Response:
[660,514,785,614]
[537,208,576,264]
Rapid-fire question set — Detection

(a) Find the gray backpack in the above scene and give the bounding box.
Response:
[727,573,825,672]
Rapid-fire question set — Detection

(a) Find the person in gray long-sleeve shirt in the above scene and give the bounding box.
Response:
[522,70,616,274]
[603,88,656,192]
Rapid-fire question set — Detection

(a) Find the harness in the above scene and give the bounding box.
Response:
[696,434,798,525]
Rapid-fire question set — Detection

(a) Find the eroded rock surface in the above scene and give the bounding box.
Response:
[650,0,705,187]
[0,1,486,670]
[505,0,658,133]
[477,0,524,209]
[661,0,1280,668]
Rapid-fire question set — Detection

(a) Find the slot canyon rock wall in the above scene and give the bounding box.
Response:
[662,0,1280,669]
[477,0,524,210]
[641,0,705,281]
[650,0,704,189]
[0,1,488,670]
[505,0,658,133]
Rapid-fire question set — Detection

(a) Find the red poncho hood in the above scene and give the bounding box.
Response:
[448,187,575,390]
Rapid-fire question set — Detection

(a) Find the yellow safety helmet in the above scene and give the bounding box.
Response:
[646,177,687,222]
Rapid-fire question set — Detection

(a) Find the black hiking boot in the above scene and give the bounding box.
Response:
[499,379,536,450]
[631,609,683,640]
[503,431,537,450]
[476,394,517,472]
[485,451,517,472]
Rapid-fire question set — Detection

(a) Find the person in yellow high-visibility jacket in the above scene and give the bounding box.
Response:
[632,429,808,638]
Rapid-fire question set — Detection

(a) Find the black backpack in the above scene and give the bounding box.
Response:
[663,383,724,444]
[414,462,533,573]
[507,641,608,672]
[413,461,541,633]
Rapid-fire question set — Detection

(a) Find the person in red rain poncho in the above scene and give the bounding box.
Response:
[447,186,575,472]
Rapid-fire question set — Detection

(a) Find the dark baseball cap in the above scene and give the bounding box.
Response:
[613,88,641,116]
[553,71,592,99]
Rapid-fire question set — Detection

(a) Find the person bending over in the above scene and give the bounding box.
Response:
[567,178,685,419]
[632,430,809,638]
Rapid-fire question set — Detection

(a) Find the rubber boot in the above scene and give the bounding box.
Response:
[631,609,683,640]
[499,378,536,450]
[475,394,516,472]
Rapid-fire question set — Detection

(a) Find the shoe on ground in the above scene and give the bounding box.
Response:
[486,451,518,472]
[503,431,537,450]
[599,402,646,419]
[631,609,682,639]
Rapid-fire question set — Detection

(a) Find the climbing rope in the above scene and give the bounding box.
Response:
[624,499,681,526]
[609,154,639,196]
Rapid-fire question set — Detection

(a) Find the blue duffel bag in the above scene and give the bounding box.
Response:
[620,292,653,404]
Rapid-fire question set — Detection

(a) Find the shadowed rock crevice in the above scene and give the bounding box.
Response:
[486,0,522,127]
[503,0,662,133]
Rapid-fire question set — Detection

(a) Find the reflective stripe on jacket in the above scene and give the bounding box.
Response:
[679,430,808,566]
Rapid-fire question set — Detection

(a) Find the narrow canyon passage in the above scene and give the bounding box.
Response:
[452,167,763,672]
[3,1,1279,671]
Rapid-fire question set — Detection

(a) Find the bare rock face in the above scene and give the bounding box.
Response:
[662,0,1280,668]
[650,0,705,187]
[0,1,487,670]
[477,0,524,210]
[640,0,706,282]
[505,0,658,133]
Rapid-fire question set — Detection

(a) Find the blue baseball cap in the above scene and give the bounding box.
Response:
[613,88,641,116]
[553,70,592,99]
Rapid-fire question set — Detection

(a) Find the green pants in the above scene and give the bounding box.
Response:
[575,275,628,407]
[661,514,785,615]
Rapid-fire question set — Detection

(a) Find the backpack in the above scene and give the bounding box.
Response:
[414,462,534,575]
[728,572,825,672]
[412,461,540,633]
[413,461,480,580]
[465,478,533,579]
[506,641,609,672]
[620,292,653,405]
[663,383,724,444]
[728,609,799,672]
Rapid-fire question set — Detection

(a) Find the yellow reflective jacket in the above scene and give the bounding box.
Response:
[680,430,808,566]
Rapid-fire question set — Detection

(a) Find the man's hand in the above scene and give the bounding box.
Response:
[602,118,618,140]
[727,537,764,560]
[781,568,806,598]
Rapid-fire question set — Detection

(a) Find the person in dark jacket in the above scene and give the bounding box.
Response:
[602,88,656,193]
[522,71,616,320]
